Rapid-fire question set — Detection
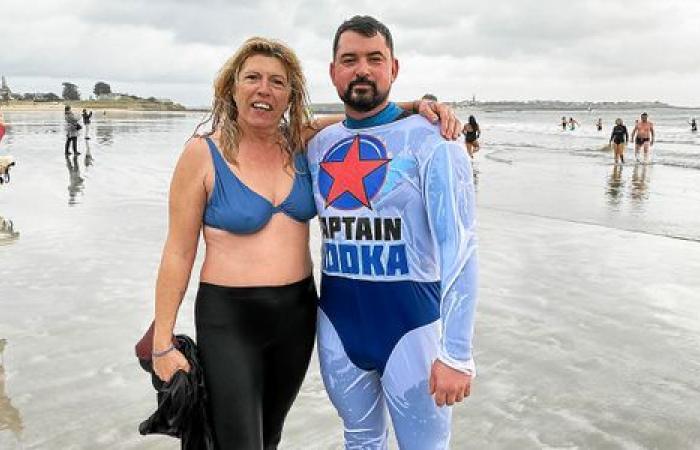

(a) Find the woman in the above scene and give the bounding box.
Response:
[609,118,628,164]
[462,115,480,158]
[151,37,459,449]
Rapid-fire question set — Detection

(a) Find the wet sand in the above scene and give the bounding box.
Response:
[1,110,699,449]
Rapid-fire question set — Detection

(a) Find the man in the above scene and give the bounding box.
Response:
[306,16,478,449]
[630,112,655,162]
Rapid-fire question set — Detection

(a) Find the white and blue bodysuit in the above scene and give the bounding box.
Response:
[307,103,478,449]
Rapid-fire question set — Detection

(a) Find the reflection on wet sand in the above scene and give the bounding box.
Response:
[0,217,19,246]
[630,162,652,202]
[606,164,625,205]
[95,125,113,146]
[65,154,84,205]
[84,139,94,168]
[0,339,23,440]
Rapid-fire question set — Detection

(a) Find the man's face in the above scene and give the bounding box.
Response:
[641,114,648,122]
[330,31,398,113]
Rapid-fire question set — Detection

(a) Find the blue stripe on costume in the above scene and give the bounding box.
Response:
[319,274,440,375]
[344,102,405,129]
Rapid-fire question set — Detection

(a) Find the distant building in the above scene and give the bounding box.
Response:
[96,93,125,101]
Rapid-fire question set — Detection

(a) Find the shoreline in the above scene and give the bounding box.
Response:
[0,104,201,114]
[0,100,189,113]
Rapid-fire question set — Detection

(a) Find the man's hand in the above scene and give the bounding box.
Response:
[417,100,462,140]
[429,359,472,407]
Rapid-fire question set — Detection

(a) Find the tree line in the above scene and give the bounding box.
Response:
[61,81,112,100]
[17,81,112,101]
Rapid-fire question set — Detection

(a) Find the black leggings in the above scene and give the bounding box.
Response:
[195,276,317,450]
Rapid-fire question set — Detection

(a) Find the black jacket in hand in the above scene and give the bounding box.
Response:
[137,335,215,450]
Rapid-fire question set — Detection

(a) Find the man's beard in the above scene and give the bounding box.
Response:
[340,77,389,112]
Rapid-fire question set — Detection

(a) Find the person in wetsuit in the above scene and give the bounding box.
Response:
[149,36,462,450]
[609,118,628,164]
[690,117,697,132]
[596,117,603,131]
[630,112,655,162]
[561,116,567,130]
[463,114,481,158]
[308,16,478,449]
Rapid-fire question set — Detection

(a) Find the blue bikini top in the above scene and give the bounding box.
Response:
[203,137,316,234]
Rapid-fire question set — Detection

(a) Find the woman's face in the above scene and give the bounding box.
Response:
[233,54,291,132]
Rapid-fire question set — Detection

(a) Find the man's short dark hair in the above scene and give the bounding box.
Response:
[333,15,394,58]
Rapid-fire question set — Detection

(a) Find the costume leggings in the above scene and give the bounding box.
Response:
[318,309,452,450]
[195,276,317,450]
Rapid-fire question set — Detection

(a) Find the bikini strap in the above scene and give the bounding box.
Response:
[204,137,230,173]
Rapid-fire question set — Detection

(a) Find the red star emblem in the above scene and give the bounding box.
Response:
[320,135,390,208]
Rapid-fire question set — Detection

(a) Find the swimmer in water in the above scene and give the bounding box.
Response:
[463,115,481,158]
[630,112,655,162]
[568,117,579,130]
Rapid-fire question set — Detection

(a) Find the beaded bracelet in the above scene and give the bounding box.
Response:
[152,343,176,358]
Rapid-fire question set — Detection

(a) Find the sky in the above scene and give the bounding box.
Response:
[2,0,699,107]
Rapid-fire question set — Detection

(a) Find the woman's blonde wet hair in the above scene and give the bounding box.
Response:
[195,37,311,166]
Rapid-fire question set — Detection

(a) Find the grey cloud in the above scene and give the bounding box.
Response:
[2,0,699,106]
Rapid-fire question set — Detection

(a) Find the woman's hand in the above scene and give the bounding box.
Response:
[416,100,462,140]
[153,348,191,383]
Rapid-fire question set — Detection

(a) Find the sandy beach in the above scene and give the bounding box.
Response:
[1,109,699,449]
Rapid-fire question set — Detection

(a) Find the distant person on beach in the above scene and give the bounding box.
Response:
[561,116,567,130]
[307,16,478,449]
[0,112,6,144]
[149,36,460,449]
[0,112,14,184]
[630,112,655,162]
[64,105,80,156]
[596,118,603,131]
[81,109,93,139]
[463,114,481,158]
[568,117,579,130]
[690,117,697,132]
[609,118,628,164]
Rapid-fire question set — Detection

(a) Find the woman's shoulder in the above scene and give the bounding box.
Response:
[177,135,216,171]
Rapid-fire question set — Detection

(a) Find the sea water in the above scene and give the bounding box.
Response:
[1,108,699,449]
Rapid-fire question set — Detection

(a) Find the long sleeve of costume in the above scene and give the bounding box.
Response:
[423,141,479,374]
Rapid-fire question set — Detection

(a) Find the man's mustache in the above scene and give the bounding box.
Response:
[348,77,377,92]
